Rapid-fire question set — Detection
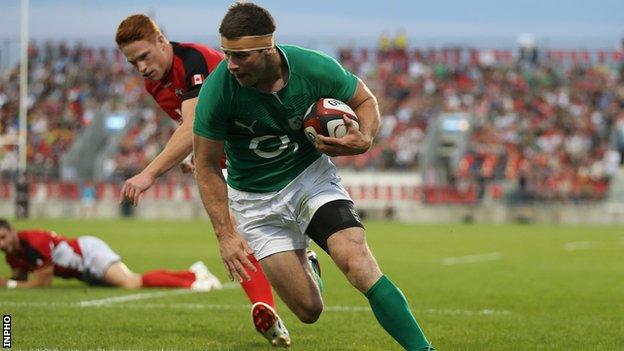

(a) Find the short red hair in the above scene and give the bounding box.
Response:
[115,14,162,47]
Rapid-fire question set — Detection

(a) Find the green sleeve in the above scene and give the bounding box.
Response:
[193,63,229,140]
[309,50,358,102]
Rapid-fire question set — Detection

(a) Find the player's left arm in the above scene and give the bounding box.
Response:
[315,77,380,156]
[11,267,27,281]
[143,97,196,176]
[1,265,53,288]
[120,98,196,206]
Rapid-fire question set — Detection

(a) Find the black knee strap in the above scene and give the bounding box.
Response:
[305,200,364,253]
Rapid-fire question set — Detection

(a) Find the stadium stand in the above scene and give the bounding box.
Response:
[1,42,623,206]
[337,45,624,202]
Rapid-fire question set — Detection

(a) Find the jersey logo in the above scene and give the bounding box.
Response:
[288,116,302,130]
[235,120,257,134]
[249,135,298,159]
[175,88,184,97]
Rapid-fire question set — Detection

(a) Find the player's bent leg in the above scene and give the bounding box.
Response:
[260,249,323,324]
[327,228,434,351]
[235,254,291,347]
[326,227,382,293]
[103,262,142,289]
[228,209,278,307]
[240,254,276,308]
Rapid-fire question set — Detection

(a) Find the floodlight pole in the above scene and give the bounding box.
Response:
[18,0,29,173]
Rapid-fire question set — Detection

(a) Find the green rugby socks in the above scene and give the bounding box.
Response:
[365,275,434,351]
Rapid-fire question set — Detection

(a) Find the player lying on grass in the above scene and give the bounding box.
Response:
[0,219,220,290]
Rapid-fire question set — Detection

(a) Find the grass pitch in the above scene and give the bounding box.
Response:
[1,219,623,350]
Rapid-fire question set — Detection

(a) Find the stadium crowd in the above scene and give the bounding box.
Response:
[337,44,624,201]
[1,41,623,201]
[108,108,177,182]
[0,42,172,181]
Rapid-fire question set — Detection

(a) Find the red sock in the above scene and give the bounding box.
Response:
[141,270,196,288]
[241,254,275,309]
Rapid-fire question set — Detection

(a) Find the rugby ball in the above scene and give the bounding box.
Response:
[303,98,359,143]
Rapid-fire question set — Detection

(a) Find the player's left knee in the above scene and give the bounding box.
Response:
[292,299,323,324]
[297,306,322,324]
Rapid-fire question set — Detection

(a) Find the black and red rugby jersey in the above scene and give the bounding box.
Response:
[144,42,224,124]
[5,230,84,279]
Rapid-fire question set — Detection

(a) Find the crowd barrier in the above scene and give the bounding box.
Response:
[1,175,622,224]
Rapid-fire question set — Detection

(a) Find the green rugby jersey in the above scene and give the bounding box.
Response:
[194,45,358,192]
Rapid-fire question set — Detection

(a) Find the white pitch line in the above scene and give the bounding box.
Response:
[0,300,511,316]
[427,308,511,316]
[78,282,238,307]
[563,241,593,252]
[78,289,195,307]
[441,252,503,266]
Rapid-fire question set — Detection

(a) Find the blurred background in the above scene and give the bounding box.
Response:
[1,0,624,223]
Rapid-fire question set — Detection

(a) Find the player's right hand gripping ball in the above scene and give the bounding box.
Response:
[303,98,360,143]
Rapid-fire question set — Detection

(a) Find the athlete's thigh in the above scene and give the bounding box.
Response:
[260,249,322,311]
[103,262,142,289]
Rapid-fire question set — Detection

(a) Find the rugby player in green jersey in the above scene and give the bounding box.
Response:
[193,3,434,350]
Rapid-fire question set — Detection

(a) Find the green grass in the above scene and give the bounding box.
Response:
[1,220,623,350]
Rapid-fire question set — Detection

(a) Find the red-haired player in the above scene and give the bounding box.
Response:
[115,14,289,347]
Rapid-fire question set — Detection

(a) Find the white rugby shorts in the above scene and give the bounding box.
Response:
[77,236,121,282]
[228,155,352,260]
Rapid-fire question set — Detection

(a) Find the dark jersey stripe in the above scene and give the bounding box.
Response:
[173,43,210,100]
